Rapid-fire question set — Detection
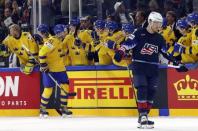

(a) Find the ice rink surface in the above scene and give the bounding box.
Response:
[0,116,197,131]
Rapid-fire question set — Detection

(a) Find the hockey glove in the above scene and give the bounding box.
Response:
[74,38,82,47]
[91,31,99,41]
[114,49,125,62]
[87,52,94,61]
[176,64,188,72]
[40,63,49,72]
[82,43,86,49]
[33,34,44,45]
[106,40,116,49]
[20,64,34,75]
[0,44,9,57]
[94,51,99,63]
[174,43,185,54]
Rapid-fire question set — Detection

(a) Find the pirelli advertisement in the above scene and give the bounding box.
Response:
[67,70,136,108]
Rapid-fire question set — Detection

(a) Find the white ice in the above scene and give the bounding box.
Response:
[0,117,197,131]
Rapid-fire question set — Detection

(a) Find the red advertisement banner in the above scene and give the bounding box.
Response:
[0,72,40,109]
[167,69,198,108]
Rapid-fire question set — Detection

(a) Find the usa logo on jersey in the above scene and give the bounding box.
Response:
[140,43,158,55]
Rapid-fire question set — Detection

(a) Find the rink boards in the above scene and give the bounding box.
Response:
[0,65,197,116]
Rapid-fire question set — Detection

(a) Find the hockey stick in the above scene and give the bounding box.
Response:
[132,59,181,68]
[22,44,76,96]
[125,63,138,109]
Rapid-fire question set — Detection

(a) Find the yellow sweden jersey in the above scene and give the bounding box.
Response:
[191,26,198,45]
[168,32,192,58]
[105,31,125,49]
[69,45,89,65]
[38,34,52,50]
[62,34,74,66]
[98,31,109,43]
[185,44,198,55]
[78,30,93,45]
[95,43,113,65]
[39,36,66,72]
[3,32,38,65]
[182,27,198,56]
[178,31,192,47]
[160,26,176,46]
[178,32,198,63]
[63,34,91,66]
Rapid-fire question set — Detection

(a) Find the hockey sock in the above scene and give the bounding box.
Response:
[60,84,69,107]
[147,85,156,114]
[40,87,53,109]
[137,86,148,114]
[146,101,153,114]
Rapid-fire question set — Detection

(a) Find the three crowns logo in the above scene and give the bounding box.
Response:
[173,75,198,100]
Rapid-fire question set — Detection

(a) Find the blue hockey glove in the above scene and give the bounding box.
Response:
[114,49,125,62]
[74,38,82,46]
[174,43,185,54]
[33,34,44,45]
[87,52,94,61]
[106,40,116,49]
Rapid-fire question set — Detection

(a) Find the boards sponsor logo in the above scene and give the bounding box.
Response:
[68,77,136,108]
[0,72,40,109]
[168,69,198,108]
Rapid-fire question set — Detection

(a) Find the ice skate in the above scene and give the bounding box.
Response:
[59,107,73,118]
[39,108,49,118]
[137,115,154,129]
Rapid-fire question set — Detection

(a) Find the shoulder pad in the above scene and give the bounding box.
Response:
[44,41,54,49]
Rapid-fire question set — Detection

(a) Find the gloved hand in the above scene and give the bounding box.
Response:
[174,43,185,54]
[74,38,82,46]
[93,40,100,47]
[106,40,116,49]
[0,44,9,57]
[94,51,99,63]
[176,64,188,72]
[114,50,124,62]
[82,43,86,49]
[87,52,94,61]
[172,57,181,66]
[40,63,49,72]
[91,31,100,46]
[33,34,44,45]
[20,64,34,75]
[91,31,99,41]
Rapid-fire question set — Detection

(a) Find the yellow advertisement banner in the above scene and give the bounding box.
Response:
[67,70,137,108]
